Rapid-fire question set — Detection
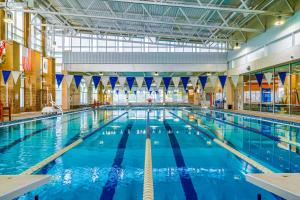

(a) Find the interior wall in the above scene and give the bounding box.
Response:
[228,11,300,75]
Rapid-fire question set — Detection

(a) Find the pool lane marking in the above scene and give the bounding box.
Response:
[190,108,300,129]
[183,109,300,148]
[99,121,133,200]
[163,120,198,200]
[0,116,82,154]
[143,111,154,200]
[182,109,280,142]
[169,111,274,174]
[20,112,128,175]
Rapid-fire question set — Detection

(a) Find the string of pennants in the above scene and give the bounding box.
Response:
[54,74,231,93]
[0,70,289,92]
[54,72,287,93]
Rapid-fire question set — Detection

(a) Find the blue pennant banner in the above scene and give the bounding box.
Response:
[181,77,190,92]
[116,90,119,94]
[163,77,172,93]
[144,77,153,91]
[278,72,287,85]
[134,91,137,95]
[55,74,64,87]
[126,77,135,91]
[109,76,118,90]
[218,75,227,89]
[2,70,11,85]
[199,76,208,89]
[92,76,101,89]
[73,75,83,88]
[255,73,264,87]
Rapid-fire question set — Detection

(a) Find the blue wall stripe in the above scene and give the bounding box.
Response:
[163,121,198,200]
[100,122,133,200]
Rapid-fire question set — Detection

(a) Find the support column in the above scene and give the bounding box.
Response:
[41,18,46,57]
[0,3,5,41]
[23,12,30,48]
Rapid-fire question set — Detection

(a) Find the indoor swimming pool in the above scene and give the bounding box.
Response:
[2,107,298,199]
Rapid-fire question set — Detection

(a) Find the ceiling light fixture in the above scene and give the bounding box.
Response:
[274,16,284,26]
[154,72,159,76]
[233,42,241,50]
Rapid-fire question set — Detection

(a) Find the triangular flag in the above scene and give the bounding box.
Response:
[181,77,190,92]
[55,74,64,87]
[126,77,135,91]
[172,77,180,89]
[255,73,264,87]
[199,76,208,89]
[218,75,227,89]
[83,76,92,86]
[163,77,172,93]
[101,76,109,89]
[2,70,11,85]
[66,75,73,88]
[264,72,273,85]
[154,77,162,89]
[144,77,153,91]
[278,72,287,85]
[73,75,83,88]
[11,71,21,84]
[92,76,101,89]
[136,77,144,89]
[231,75,239,88]
[190,76,198,89]
[118,77,126,88]
[210,75,218,89]
[109,76,118,90]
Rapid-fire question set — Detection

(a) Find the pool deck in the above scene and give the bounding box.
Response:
[230,110,300,123]
[246,173,300,200]
[0,175,50,200]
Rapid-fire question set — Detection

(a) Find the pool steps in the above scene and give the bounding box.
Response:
[20,112,128,175]
[143,110,154,200]
[168,111,274,174]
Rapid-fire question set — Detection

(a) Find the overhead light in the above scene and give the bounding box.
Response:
[274,16,284,26]
[154,72,159,76]
[3,11,13,24]
[99,72,103,76]
[233,42,241,50]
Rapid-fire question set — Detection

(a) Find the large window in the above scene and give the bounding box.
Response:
[30,14,42,51]
[261,68,274,112]
[291,62,300,115]
[274,65,290,114]
[6,11,24,44]
[242,63,300,114]
[250,72,261,111]
[243,74,250,110]
[80,80,88,104]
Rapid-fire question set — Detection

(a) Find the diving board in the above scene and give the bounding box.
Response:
[246,173,300,200]
[0,175,50,200]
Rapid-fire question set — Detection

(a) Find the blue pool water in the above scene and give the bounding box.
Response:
[1,107,297,199]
